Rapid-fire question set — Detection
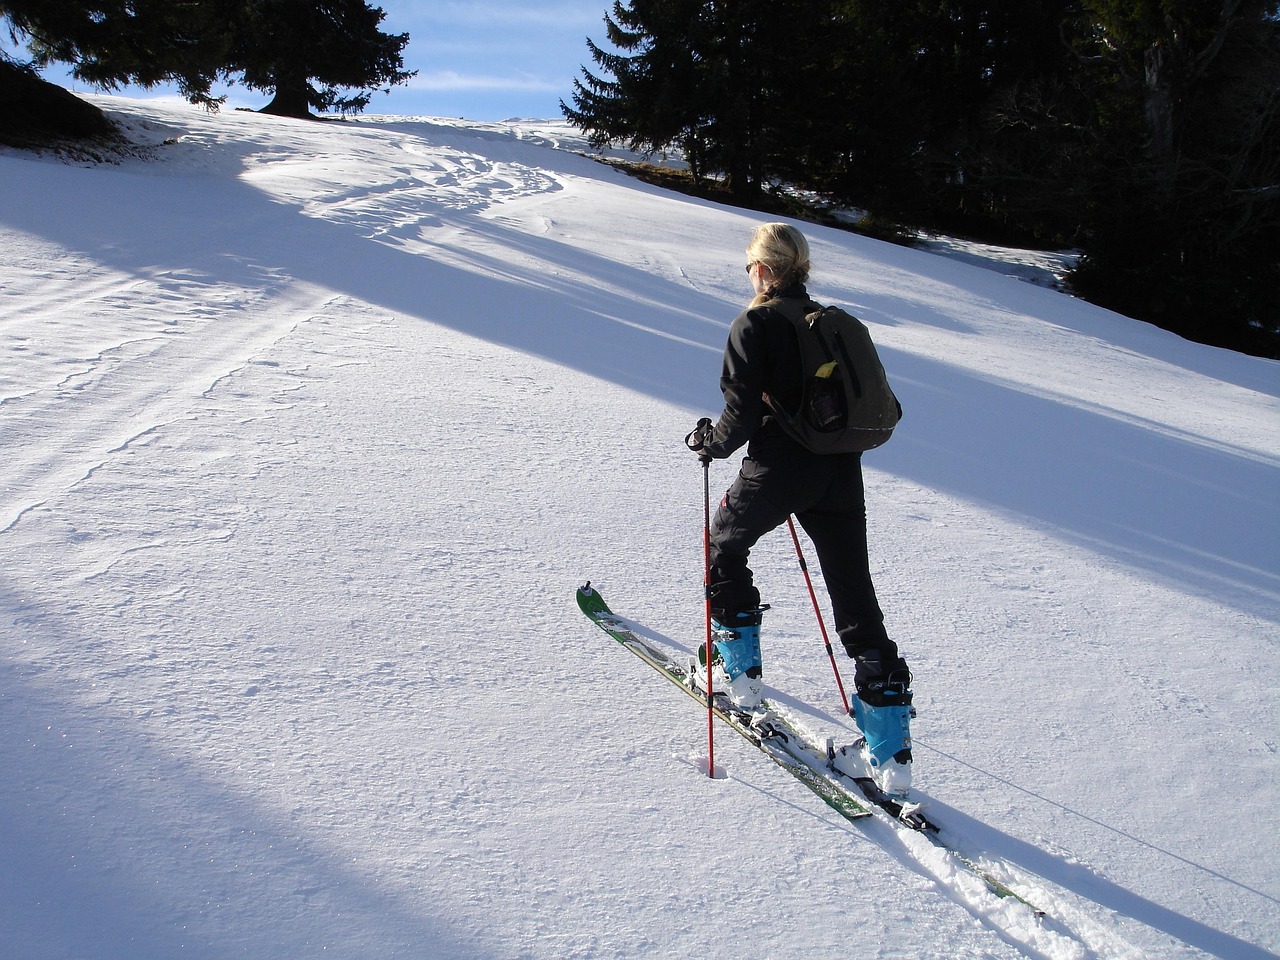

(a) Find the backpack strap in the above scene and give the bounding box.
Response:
[765,295,823,327]
[760,296,822,419]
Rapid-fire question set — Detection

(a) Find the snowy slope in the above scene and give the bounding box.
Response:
[1,97,1277,960]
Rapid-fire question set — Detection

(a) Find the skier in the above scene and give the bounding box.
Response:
[685,222,914,797]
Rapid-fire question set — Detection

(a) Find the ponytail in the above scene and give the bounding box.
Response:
[746,223,811,306]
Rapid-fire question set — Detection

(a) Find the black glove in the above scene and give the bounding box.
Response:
[685,417,714,462]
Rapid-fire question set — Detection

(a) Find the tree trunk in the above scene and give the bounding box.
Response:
[259,72,314,119]
[1143,42,1177,170]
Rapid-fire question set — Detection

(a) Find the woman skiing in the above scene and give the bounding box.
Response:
[685,222,914,797]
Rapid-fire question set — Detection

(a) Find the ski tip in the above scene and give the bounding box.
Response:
[576,581,613,617]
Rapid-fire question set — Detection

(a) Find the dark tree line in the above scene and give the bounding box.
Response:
[0,0,412,123]
[565,1,1280,356]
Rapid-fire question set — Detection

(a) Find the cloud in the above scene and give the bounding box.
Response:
[409,71,565,93]
[391,1,601,31]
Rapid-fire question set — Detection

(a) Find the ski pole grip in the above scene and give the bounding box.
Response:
[695,417,714,463]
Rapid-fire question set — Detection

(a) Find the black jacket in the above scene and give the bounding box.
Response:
[704,283,810,460]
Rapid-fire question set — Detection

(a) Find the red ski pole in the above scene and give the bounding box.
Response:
[701,444,716,778]
[786,516,851,715]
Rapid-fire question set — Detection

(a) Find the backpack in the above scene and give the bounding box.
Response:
[763,298,901,453]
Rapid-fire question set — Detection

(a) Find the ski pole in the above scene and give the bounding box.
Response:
[703,454,716,777]
[695,418,716,778]
[786,516,851,715]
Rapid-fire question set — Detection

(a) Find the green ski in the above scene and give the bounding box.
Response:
[577,581,1049,916]
[577,581,871,823]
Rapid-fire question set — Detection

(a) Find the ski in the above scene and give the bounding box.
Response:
[576,581,872,823]
[577,582,1045,916]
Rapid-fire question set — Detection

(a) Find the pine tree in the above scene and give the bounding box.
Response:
[563,0,809,196]
[1,1,415,123]
[1,0,234,108]
[563,0,714,179]
[231,0,414,118]
[1063,0,1280,352]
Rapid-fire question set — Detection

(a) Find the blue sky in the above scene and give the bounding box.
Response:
[4,1,614,121]
[378,1,609,119]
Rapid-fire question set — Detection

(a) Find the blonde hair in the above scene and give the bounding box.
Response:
[746,222,811,306]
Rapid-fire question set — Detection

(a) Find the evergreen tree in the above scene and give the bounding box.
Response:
[1,0,234,108]
[1063,0,1280,352]
[231,0,413,118]
[810,0,1078,230]
[563,0,812,196]
[563,0,718,182]
[1,1,414,122]
[801,0,937,208]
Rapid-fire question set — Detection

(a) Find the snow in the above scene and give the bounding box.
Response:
[1,96,1277,960]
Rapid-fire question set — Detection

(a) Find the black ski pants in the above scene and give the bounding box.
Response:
[709,438,899,669]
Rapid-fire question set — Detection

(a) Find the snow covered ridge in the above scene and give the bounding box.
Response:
[1,95,1277,959]
[442,115,1085,291]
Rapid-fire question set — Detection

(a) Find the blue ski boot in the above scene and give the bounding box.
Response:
[838,659,914,798]
[697,607,767,709]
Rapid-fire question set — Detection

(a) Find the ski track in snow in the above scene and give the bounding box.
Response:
[1,96,1277,960]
